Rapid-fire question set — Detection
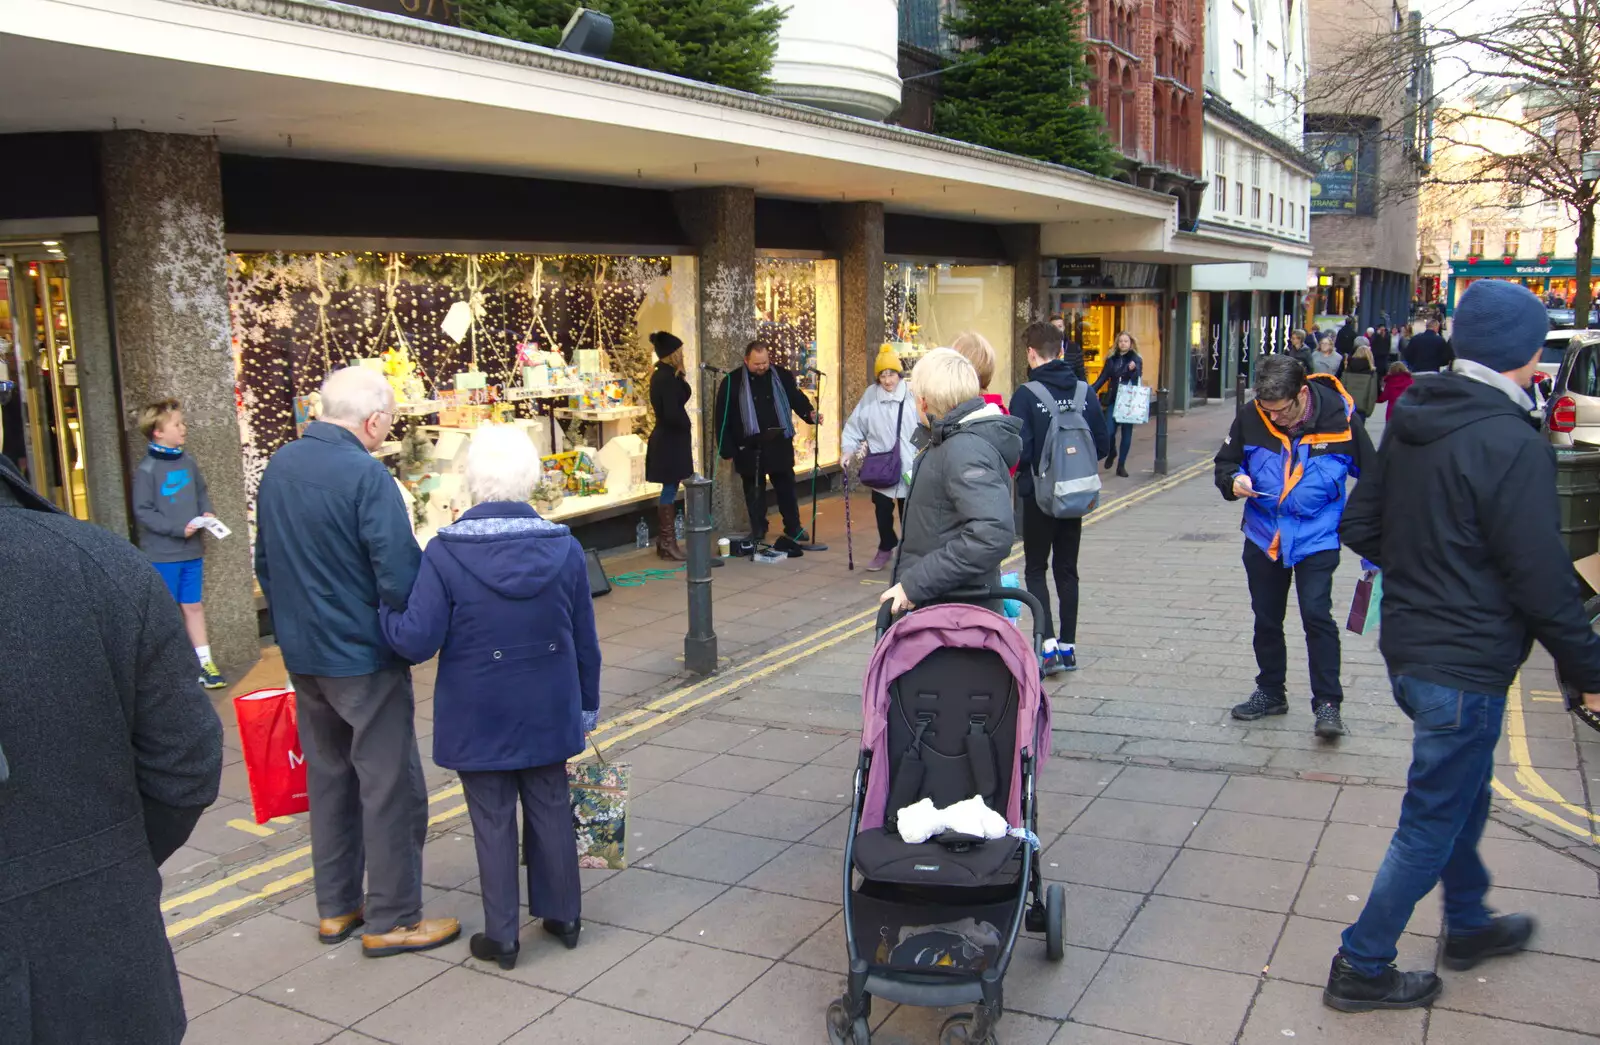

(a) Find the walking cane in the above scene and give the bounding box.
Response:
[843,463,855,571]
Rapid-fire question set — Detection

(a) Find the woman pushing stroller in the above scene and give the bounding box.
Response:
[879,348,1022,614]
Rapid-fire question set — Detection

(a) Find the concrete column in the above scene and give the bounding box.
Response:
[822,202,885,414]
[673,187,757,534]
[100,131,259,680]
[998,224,1042,390]
[62,231,131,538]
[1169,266,1194,413]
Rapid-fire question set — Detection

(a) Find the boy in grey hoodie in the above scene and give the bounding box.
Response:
[134,398,226,689]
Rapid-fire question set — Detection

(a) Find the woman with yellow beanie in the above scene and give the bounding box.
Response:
[841,345,920,571]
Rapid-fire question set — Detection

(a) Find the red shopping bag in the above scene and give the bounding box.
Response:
[232,687,310,824]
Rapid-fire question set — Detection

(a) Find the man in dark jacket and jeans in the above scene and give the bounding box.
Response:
[1326,280,1600,1012]
[1010,321,1110,675]
[0,455,221,1043]
[714,341,821,556]
[255,366,459,958]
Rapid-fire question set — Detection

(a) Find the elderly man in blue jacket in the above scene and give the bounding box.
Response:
[255,366,459,958]
[1214,355,1374,739]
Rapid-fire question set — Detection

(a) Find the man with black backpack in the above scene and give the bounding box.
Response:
[1009,321,1110,676]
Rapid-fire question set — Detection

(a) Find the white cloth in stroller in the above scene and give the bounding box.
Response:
[896,795,1009,844]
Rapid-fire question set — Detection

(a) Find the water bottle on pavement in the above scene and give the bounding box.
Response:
[635,518,649,549]
[675,511,685,541]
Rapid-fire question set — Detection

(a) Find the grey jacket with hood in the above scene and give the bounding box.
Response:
[893,398,1023,604]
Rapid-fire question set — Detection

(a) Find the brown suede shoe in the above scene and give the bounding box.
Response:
[317,908,365,944]
[361,917,461,958]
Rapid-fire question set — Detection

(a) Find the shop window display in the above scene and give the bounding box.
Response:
[883,262,1015,394]
[753,257,841,474]
[1053,293,1164,386]
[229,251,698,545]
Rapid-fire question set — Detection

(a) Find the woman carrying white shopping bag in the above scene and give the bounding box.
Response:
[1092,331,1146,477]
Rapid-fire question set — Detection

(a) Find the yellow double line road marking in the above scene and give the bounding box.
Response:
[1493,673,1599,843]
[164,461,1214,939]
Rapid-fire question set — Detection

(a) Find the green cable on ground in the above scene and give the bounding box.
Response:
[609,565,687,587]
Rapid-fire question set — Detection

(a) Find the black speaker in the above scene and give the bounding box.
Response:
[558,9,614,59]
[586,548,612,597]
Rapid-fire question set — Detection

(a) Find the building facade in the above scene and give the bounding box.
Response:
[5,0,1213,682]
[1304,0,1428,329]
[1418,89,1596,313]
[1188,0,1315,400]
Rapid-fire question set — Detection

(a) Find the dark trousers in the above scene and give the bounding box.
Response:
[739,442,801,540]
[1242,541,1344,705]
[458,763,582,946]
[1341,676,1501,974]
[871,491,904,553]
[291,667,428,932]
[1107,421,1134,467]
[1021,499,1084,644]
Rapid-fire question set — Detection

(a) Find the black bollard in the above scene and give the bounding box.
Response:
[1154,387,1169,476]
[684,474,718,676]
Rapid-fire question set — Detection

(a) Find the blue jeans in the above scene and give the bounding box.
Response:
[1108,421,1134,466]
[1340,676,1504,976]
[658,481,680,505]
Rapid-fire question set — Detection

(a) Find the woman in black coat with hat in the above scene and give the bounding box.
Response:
[646,331,693,561]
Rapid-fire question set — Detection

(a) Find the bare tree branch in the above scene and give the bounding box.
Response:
[1310,0,1600,324]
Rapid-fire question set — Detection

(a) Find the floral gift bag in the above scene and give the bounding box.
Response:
[569,749,631,870]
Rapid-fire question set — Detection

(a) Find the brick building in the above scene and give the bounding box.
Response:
[1085,0,1206,210]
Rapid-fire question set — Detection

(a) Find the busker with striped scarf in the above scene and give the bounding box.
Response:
[714,340,822,557]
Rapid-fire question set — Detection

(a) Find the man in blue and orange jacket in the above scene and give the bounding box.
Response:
[1214,354,1375,739]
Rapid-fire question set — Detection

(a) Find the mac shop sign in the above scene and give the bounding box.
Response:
[1515,265,1555,275]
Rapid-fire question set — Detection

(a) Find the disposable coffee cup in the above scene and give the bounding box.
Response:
[717,537,731,557]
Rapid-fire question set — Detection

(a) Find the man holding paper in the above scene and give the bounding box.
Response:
[1213,355,1373,740]
[133,397,228,690]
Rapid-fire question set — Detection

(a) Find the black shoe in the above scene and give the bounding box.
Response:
[1116,464,1129,478]
[1103,456,1115,471]
[1323,954,1442,1013]
[772,535,805,558]
[1314,701,1347,739]
[543,918,581,950]
[1443,914,1535,971]
[469,932,520,970]
[1231,689,1289,721]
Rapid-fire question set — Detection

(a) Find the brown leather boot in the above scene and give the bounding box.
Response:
[318,908,364,944]
[361,917,461,958]
[657,504,686,561]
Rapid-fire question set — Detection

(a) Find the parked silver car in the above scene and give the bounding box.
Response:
[1543,331,1600,447]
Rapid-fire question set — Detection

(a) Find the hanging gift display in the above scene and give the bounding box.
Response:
[229,250,700,546]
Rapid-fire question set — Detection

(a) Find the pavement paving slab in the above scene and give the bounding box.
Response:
[163,404,1600,1045]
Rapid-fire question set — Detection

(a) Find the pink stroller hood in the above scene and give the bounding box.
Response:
[858,603,1052,831]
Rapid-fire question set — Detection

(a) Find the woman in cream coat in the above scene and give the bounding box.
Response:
[842,344,921,571]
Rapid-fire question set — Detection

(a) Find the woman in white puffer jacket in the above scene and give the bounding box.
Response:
[842,344,921,571]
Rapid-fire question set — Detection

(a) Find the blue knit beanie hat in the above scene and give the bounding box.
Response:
[1451,279,1548,373]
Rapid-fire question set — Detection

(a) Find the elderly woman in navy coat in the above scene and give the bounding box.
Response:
[382,425,601,969]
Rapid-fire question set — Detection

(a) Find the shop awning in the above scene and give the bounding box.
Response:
[4,0,1178,239]
[1040,219,1288,266]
